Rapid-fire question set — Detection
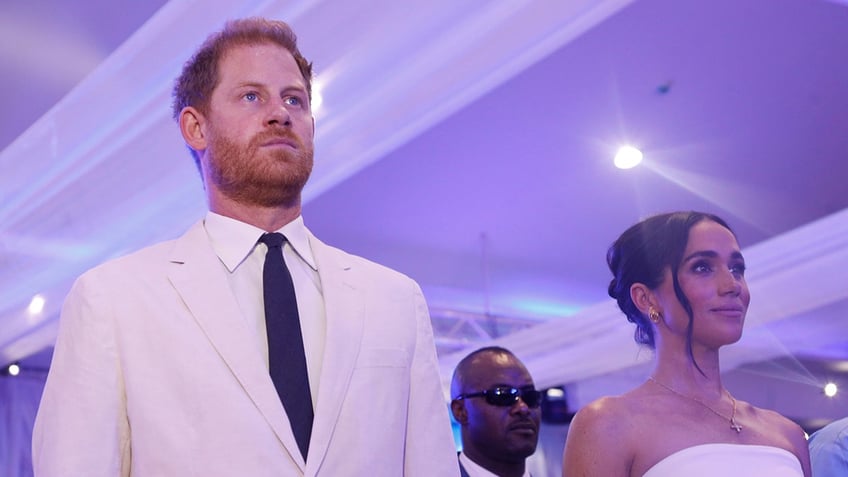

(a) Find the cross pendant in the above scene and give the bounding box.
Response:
[730,418,743,433]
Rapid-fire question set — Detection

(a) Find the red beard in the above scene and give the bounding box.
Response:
[205,126,314,208]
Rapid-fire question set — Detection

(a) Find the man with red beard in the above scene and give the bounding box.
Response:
[451,347,541,477]
[33,18,459,477]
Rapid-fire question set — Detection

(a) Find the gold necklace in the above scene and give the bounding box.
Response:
[648,377,742,433]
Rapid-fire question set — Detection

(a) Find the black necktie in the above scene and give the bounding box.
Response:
[259,233,313,460]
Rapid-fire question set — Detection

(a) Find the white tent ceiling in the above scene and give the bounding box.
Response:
[2,0,847,423]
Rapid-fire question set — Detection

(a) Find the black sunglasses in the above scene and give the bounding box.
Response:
[454,385,542,409]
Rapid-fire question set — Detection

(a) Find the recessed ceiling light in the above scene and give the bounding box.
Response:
[824,382,838,398]
[614,146,643,169]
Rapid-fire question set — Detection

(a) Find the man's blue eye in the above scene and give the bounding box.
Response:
[285,96,301,106]
[245,92,258,101]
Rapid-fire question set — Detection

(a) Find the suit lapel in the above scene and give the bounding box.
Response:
[167,221,305,471]
[458,458,471,477]
[305,235,364,473]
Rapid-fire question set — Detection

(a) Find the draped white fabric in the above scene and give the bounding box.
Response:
[0,373,45,477]
[0,0,634,367]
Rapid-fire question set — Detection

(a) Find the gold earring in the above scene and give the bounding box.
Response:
[648,308,662,323]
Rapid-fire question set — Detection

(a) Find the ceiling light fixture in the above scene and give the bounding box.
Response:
[546,387,565,399]
[28,294,46,315]
[824,382,838,398]
[614,145,643,169]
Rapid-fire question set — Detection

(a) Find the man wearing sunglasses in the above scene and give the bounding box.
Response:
[450,346,541,477]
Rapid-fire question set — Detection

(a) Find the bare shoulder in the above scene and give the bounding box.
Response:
[749,403,807,444]
[563,393,644,477]
[569,394,636,435]
[743,402,812,476]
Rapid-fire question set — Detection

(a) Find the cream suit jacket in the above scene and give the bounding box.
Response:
[33,220,460,477]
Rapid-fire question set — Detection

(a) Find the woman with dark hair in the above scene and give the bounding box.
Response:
[561,211,810,477]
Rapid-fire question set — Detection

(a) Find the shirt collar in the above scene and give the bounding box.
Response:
[204,211,317,272]
[459,451,531,477]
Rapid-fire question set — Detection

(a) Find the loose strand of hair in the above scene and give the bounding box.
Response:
[672,262,705,377]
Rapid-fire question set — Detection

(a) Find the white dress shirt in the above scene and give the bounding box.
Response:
[204,211,326,408]
[460,451,531,477]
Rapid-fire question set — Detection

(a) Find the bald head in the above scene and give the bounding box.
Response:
[451,346,518,398]
[450,347,540,476]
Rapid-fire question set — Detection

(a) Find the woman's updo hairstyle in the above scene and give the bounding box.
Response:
[606,211,733,349]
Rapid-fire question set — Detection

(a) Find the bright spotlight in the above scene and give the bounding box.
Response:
[824,382,838,398]
[8,363,21,376]
[546,388,565,399]
[28,294,46,315]
[614,146,643,169]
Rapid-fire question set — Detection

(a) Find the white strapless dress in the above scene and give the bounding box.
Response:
[642,443,803,477]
